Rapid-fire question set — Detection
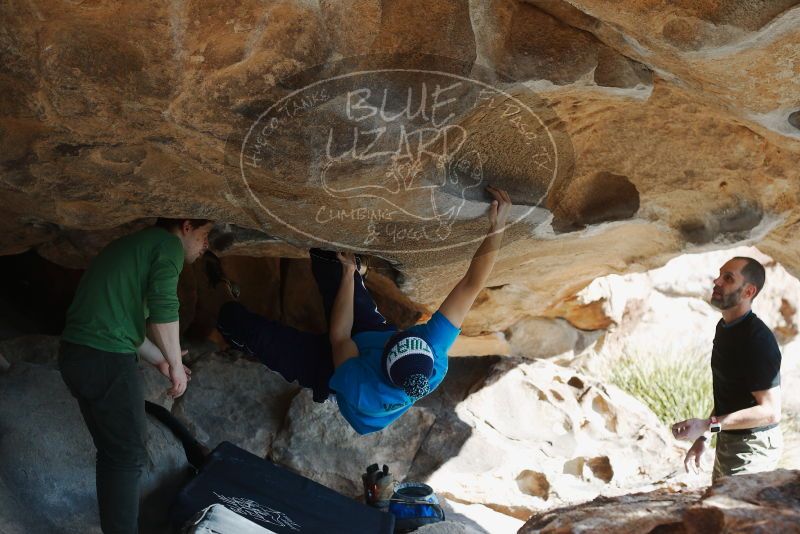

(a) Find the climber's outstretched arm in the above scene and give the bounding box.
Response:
[329,251,360,368]
[438,186,512,329]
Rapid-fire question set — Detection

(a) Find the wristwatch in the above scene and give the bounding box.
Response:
[709,416,722,433]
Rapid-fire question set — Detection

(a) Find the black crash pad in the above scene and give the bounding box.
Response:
[171,441,395,534]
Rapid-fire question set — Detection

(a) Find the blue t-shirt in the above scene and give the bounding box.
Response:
[329,311,460,435]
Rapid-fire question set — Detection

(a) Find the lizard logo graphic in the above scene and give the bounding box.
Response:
[234,54,571,255]
[320,121,485,241]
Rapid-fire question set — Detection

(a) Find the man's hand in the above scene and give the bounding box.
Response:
[337,251,357,275]
[683,436,708,474]
[487,185,512,232]
[156,362,192,382]
[168,364,189,398]
[671,417,709,442]
[148,320,186,396]
[155,349,190,381]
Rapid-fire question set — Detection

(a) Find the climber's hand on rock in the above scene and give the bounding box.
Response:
[684,436,707,474]
[486,185,512,232]
[337,251,357,275]
[671,417,708,442]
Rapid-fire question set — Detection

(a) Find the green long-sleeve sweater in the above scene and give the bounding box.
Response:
[62,226,184,354]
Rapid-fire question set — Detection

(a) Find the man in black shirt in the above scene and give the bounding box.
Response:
[671,256,782,482]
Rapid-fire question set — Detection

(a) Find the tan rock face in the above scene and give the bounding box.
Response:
[486,0,652,88]
[271,390,437,497]
[519,469,800,533]
[175,352,298,458]
[1,1,800,336]
[423,358,686,518]
[506,317,600,359]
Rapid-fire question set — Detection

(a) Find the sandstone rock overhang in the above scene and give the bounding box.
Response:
[1,0,798,315]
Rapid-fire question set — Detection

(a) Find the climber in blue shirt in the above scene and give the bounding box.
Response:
[327,185,512,433]
[214,185,512,434]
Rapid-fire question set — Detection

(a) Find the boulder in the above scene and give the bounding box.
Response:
[415,522,481,534]
[688,469,800,532]
[423,359,686,518]
[520,469,800,533]
[520,487,702,533]
[506,317,599,359]
[0,333,187,410]
[0,362,191,534]
[272,390,436,497]
[449,332,511,357]
[0,335,60,368]
[440,496,526,533]
[174,351,299,458]
[406,356,502,482]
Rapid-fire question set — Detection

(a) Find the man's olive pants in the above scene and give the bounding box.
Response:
[59,341,147,534]
[712,426,782,483]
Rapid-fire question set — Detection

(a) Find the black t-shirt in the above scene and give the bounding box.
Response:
[711,311,781,417]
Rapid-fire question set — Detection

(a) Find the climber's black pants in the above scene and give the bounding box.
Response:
[217,249,395,402]
[218,301,334,401]
[308,248,394,333]
[58,341,146,534]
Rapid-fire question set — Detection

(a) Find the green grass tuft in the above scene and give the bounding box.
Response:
[608,348,713,425]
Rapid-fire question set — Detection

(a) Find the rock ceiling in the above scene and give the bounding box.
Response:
[1,0,799,326]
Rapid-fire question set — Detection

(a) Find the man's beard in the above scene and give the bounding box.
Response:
[710,284,744,310]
